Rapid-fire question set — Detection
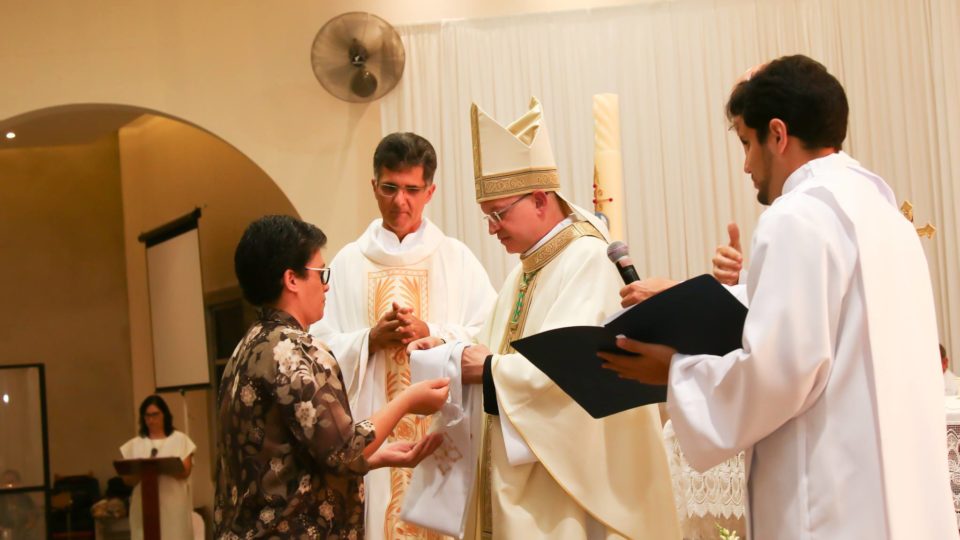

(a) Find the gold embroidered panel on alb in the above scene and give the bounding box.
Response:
[366,268,449,540]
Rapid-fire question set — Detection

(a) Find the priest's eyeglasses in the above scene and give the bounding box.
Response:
[482,193,530,225]
[376,181,427,198]
[303,266,332,284]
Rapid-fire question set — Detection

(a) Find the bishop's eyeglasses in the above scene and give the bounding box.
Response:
[481,193,530,225]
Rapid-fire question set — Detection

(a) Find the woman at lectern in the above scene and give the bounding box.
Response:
[119,394,196,540]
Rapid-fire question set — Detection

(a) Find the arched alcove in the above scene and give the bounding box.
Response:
[0,103,298,523]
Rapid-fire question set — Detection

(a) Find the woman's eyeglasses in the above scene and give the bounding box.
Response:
[303,267,332,285]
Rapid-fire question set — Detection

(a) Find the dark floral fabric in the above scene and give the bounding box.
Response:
[215,307,375,540]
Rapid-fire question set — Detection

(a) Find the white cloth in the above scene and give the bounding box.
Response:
[946,369,959,396]
[667,152,957,539]
[662,420,745,540]
[119,430,196,540]
[494,392,536,466]
[402,342,476,538]
[310,217,495,540]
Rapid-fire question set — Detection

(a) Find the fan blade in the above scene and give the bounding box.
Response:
[358,18,387,55]
[316,16,357,56]
[351,69,379,98]
[371,44,405,82]
[312,39,352,70]
[318,64,358,88]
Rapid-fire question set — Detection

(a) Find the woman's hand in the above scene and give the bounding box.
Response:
[367,433,444,469]
[401,377,450,415]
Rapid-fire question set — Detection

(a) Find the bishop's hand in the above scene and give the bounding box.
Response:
[406,336,445,354]
[619,278,678,308]
[461,344,491,385]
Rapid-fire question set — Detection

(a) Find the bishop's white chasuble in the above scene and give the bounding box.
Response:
[476,218,681,540]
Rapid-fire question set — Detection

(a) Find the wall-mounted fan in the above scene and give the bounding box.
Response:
[310,12,406,103]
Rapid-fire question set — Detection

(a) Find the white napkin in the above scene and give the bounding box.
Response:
[401,342,477,538]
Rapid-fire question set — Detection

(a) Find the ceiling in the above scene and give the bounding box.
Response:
[0,106,146,149]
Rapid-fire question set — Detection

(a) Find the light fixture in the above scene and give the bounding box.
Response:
[4,132,14,140]
[1,394,8,404]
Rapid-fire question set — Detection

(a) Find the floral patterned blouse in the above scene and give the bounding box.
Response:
[214,307,375,539]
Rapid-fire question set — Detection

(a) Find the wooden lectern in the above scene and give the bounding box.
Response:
[113,457,184,540]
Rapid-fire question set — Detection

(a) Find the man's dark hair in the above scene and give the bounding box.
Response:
[373,132,438,183]
[726,55,848,150]
[941,344,948,360]
[234,215,327,306]
[138,394,174,437]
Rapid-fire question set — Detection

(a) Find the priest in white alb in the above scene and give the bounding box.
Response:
[601,55,958,539]
[411,98,680,540]
[310,132,496,540]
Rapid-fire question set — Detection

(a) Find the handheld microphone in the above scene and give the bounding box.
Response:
[606,241,641,284]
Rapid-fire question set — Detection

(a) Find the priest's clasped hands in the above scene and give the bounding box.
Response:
[370,301,431,353]
[598,279,679,385]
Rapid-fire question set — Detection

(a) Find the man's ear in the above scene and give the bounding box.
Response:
[532,190,549,209]
[769,119,788,152]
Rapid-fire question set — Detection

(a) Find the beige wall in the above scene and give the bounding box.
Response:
[0,138,134,484]
[0,0,654,513]
[0,0,652,254]
[118,114,299,512]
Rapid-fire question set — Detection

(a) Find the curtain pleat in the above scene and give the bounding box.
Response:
[380,0,960,357]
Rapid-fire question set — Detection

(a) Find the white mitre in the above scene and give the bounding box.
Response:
[470,96,611,240]
[470,96,562,203]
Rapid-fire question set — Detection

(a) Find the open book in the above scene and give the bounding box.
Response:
[510,274,747,418]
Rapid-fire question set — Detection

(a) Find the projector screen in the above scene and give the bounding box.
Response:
[141,210,210,391]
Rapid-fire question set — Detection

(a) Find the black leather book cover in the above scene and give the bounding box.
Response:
[511,274,747,418]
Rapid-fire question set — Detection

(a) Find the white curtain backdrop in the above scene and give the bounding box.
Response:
[380,0,960,358]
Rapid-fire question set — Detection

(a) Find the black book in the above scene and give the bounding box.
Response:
[510,274,747,418]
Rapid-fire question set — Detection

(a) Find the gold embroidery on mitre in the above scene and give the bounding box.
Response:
[471,97,559,203]
[475,168,560,203]
[366,268,447,540]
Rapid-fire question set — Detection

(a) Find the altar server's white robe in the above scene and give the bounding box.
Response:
[668,153,957,539]
[484,229,680,540]
[311,218,495,540]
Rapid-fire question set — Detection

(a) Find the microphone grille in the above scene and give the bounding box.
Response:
[606,241,629,262]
